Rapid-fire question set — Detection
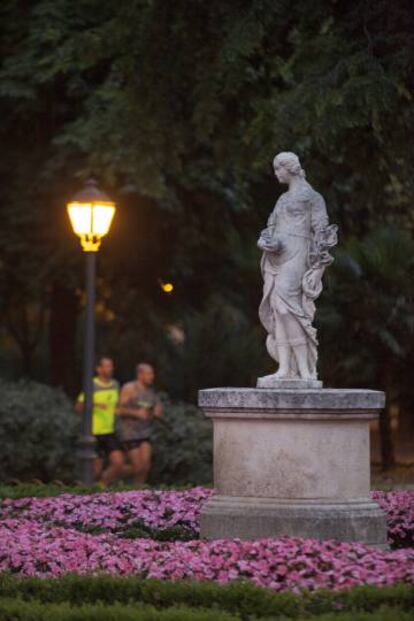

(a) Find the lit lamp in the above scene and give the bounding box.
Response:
[67,179,116,252]
[67,179,116,486]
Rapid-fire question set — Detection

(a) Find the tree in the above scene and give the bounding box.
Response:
[319,227,414,467]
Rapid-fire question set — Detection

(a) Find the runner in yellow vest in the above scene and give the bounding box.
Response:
[76,356,125,486]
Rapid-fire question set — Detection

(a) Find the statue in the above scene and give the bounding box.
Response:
[257,152,337,387]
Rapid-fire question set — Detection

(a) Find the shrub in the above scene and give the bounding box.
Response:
[0,379,79,483]
[150,398,212,486]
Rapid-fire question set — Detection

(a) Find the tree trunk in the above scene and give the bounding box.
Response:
[379,404,396,470]
[379,361,396,470]
[21,345,33,377]
[49,282,79,396]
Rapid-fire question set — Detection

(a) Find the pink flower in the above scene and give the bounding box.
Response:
[0,488,413,591]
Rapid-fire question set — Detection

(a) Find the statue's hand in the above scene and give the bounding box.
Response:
[257,237,270,251]
[258,233,283,254]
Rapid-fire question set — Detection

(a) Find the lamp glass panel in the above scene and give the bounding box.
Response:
[92,204,116,236]
[67,203,92,235]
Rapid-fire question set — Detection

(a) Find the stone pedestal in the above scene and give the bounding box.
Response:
[199,388,388,547]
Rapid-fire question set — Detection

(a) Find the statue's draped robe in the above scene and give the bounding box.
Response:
[258,186,337,378]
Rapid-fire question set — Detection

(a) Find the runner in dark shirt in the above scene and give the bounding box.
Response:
[118,363,163,484]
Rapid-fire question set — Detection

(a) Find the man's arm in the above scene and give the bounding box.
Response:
[75,392,107,416]
[75,391,85,416]
[153,399,163,418]
[117,385,149,419]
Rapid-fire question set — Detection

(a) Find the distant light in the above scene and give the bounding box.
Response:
[166,324,185,344]
[161,282,174,294]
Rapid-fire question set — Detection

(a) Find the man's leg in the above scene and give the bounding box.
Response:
[101,449,125,486]
[128,446,143,485]
[94,458,104,480]
[94,436,104,480]
[136,441,152,484]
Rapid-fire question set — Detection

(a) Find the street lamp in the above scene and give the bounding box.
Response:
[67,179,116,485]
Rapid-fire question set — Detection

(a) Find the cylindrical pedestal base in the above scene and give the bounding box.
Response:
[199,388,388,547]
[201,496,388,548]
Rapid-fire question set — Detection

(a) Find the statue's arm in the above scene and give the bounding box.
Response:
[257,205,280,253]
[310,192,329,234]
[308,191,338,275]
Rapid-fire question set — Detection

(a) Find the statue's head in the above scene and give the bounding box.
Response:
[273,152,305,184]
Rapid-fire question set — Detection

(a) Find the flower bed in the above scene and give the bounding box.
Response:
[372,491,414,548]
[1,488,413,547]
[0,488,413,590]
[1,518,414,589]
[0,487,211,540]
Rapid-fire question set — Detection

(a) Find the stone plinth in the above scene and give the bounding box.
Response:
[199,388,388,548]
[256,377,323,389]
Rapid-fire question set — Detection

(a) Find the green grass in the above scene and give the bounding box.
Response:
[0,482,129,499]
[0,482,202,500]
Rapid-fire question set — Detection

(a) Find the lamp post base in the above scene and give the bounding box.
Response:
[78,434,96,487]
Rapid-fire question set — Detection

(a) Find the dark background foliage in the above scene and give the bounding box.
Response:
[0,379,212,484]
[0,379,79,482]
[0,0,413,469]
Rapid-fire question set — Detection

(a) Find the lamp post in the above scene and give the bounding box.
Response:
[67,179,116,485]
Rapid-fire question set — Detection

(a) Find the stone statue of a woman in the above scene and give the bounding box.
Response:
[257,152,337,387]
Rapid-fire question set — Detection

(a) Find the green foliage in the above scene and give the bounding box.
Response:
[318,225,414,466]
[0,598,412,621]
[2,0,412,227]
[319,227,414,389]
[0,379,79,482]
[0,375,211,486]
[118,522,196,542]
[139,295,269,402]
[150,398,212,486]
[0,598,240,621]
[0,575,413,620]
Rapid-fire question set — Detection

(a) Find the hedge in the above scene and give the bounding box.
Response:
[0,575,413,618]
[0,599,238,621]
[0,597,412,621]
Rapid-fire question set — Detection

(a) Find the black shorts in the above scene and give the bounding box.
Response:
[123,438,151,452]
[95,434,122,459]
